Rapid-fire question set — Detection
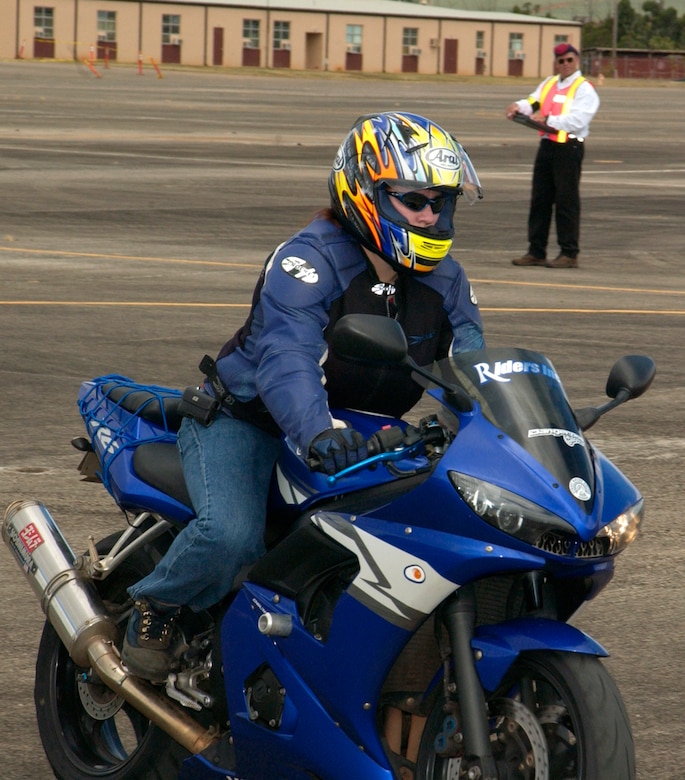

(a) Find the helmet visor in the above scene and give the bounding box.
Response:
[377,139,482,206]
[453,140,483,205]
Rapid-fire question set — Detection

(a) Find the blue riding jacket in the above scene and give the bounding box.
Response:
[214,217,484,452]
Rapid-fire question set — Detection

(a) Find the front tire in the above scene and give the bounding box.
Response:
[34,531,190,780]
[416,651,635,779]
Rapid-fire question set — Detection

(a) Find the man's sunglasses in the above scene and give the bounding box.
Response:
[386,190,452,214]
[556,56,576,64]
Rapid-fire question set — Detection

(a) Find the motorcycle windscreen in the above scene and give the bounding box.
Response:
[440,348,595,510]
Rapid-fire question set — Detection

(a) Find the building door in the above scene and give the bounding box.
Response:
[213,28,224,66]
[346,52,362,71]
[305,32,322,70]
[401,54,418,73]
[162,43,181,64]
[34,36,55,58]
[508,57,524,76]
[443,39,458,74]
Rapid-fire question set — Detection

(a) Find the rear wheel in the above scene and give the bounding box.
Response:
[416,651,635,779]
[34,531,190,780]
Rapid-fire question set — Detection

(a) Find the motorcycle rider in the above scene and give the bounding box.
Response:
[121,111,486,681]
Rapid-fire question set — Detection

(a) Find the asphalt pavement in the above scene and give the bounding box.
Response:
[1,60,684,778]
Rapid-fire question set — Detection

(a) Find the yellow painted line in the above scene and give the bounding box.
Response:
[471,278,685,297]
[5,246,685,304]
[1,302,683,316]
[0,301,249,307]
[0,246,254,269]
[4,247,685,299]
[482,308,685,315]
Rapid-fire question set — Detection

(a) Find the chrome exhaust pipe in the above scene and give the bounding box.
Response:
[2,499,217,755]
[2,499,118,665]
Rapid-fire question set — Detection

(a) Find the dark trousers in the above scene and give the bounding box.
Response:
[528,138,585,259]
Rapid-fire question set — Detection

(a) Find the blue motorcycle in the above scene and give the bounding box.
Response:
[2,314,655,780]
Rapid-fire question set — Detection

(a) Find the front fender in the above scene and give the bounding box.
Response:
[472,617,608,692]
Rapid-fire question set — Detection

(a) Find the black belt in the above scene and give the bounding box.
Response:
[221,392,281,438]
[199,353,281,437]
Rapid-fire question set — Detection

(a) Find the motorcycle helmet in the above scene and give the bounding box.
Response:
[329,111,483,274]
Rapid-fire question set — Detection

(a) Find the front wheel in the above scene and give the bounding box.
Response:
[34,531,190,780]
[416,651,635,780]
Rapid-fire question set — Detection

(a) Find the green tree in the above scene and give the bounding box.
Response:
[581,0,685,50]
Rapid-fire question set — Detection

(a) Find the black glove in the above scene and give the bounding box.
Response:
[307,427,368,476]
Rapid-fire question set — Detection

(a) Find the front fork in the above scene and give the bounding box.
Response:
[441,585,498,780]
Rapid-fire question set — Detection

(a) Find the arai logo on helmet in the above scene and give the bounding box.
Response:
[425,147,461,171]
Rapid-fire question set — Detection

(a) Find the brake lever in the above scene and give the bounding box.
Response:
[325,443,423,485]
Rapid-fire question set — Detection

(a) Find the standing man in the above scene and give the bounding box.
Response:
[506,43,600,269]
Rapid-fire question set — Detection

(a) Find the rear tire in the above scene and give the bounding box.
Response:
[34,531,190,780]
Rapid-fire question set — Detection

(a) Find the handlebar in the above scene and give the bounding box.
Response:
[310,417,449,485]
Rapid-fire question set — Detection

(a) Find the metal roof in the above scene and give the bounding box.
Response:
[146,0,578,26]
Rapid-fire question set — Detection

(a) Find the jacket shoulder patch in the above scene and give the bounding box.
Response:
[281,256,319,284]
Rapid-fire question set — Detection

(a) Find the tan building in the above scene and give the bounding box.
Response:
[1,0,581,78]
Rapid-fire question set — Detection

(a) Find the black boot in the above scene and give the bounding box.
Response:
[121,598,180,683]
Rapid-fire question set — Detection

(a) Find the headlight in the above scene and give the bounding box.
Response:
[597,498,643,554]
[448,471,575,545]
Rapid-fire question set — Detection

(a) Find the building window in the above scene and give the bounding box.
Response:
[34,6,54,38]
[402,27,418,55]
[475,31,484,50]
[243,19,259,48]
[509,32,523,58]
[273,21,290,49]
[346,24,362,54]
[554,34,569,45]
[162,14,180,45]
[97,11,116,43]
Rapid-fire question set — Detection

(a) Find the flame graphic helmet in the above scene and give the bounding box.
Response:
[329,112,482,274]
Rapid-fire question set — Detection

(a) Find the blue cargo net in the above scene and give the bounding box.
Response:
[78,375,183,495]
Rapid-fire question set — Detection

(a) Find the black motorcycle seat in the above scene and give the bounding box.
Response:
[133,441,192,508]
[102,382,184,432]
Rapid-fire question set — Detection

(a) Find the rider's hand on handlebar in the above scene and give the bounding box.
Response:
[307,427,368,475]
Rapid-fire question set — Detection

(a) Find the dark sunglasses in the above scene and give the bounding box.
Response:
[556,56,576,64]
[386,190,451,214]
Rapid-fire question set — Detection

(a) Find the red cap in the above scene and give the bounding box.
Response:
[554,43,579,57]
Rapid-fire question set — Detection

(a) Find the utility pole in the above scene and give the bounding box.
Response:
[612,0,618,77]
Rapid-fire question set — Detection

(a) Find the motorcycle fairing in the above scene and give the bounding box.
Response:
[439,348,595,503]
[221,584,399,780]
[472,616,608,692]
[310,512,547,627]
[445,348,592,496]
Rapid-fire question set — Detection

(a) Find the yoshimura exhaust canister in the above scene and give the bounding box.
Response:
[2,499,218,754]
[2,499,118,666]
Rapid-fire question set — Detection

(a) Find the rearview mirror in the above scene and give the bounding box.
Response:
[606,355,656,400]
[331,314,408,365]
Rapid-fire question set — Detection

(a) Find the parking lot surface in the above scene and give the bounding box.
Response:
[1,61,684,778]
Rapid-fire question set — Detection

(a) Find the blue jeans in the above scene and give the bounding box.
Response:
[128,415,282,611]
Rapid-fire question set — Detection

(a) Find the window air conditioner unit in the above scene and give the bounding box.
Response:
[171,36,182,45]
[346,44,358,53]
[476,49,487,58]
[98,33,107,41]
[409,46,421,55]
[280,41,291,50]
[34,27,45,36]
[429,38,439,48]
[514,51,525,60]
